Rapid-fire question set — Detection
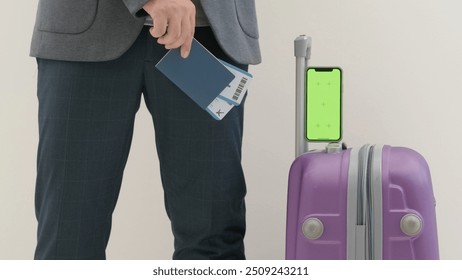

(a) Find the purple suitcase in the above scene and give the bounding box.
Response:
[285,36,439,260]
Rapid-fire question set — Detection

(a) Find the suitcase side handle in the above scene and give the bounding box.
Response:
[294,35,312,157]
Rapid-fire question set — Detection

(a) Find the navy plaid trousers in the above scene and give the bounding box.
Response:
[34,26,248,260]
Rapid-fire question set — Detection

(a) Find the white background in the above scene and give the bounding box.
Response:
[0,260,458,280]
[0,0,461,259]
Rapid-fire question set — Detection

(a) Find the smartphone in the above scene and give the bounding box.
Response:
[306,67,342,142]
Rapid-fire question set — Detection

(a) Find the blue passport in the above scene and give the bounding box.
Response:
[155,39,235,110]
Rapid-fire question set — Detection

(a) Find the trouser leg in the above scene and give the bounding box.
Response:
[142,27,248,259]
[34,32,146,259]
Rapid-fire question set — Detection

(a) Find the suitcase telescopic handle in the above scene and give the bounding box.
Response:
[294,35,312,158]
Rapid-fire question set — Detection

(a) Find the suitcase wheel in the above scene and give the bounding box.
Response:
[400,214,423,237]
[302,218,324,240]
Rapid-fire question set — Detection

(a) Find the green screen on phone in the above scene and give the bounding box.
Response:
[306,68,342,141]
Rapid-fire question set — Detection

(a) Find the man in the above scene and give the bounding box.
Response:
[30,0,261,260]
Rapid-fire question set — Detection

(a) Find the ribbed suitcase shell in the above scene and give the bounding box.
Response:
[285,145,439,259]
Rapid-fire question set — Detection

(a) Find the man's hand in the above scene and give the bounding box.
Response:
[143,0,196,58]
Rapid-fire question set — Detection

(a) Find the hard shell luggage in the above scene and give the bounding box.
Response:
[285,36,439,260]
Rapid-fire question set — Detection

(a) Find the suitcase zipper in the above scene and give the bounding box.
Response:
[356,145,372,259]
[369,145,384,259]
[366,146,375,260]
[347,144,382,260]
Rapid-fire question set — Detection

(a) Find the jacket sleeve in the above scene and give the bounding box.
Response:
[122,0,150,17]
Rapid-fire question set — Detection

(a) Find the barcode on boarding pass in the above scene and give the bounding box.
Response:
[232,77,248,101]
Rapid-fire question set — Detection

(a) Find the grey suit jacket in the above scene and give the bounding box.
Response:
[29,0,261,65]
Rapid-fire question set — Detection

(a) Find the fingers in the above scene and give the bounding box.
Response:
[180,14,195,58]
[180,32,193,58]
[144,0,196,58]
[164,16,194,58]
[157,17,181,46]
[150,15,168,38]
